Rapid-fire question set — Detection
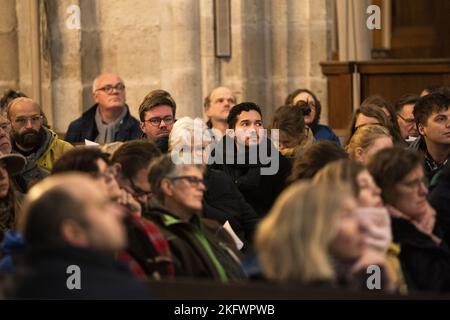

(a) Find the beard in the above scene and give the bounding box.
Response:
[12,127,45,150]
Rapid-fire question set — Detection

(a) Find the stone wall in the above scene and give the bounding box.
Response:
[1,0,333,133]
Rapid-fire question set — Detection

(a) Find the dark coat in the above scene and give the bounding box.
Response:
[209,135,292,218]
[309,123,341,145]
[391,217,450,293]
[429,167,450,246]
[64,104,142,143]
[408,136,448,185]
[143,206,246,281]
[203,167,260,252]
[13,245,152,299]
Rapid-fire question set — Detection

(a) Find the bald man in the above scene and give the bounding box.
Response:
[7,98,73,190]
[14,173,151,299]
[204,86,237,136]
[65,73,141,144]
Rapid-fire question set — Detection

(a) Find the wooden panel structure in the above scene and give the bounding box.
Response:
[321,59,450,131]
[320,62,355,131]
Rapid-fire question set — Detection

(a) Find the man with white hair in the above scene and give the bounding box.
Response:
[65,73,141,144]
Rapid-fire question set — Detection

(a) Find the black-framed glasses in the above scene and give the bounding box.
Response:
[14,115,43,127]
[127,176,152,198]
[400,176,428,190]
[168,175,205,188]
[95,83,126,94]
[397,113,416,125]
[143,116,174,127]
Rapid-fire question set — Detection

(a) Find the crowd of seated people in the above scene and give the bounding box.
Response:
[1,74,450,298]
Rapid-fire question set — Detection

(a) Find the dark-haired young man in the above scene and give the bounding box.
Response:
[209,102,291,217]
[410,93,450,184]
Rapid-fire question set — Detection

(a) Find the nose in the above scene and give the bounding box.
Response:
[419,180,428,196]
[0,167,8,180]
[136,194,149,205]
[373,184,382,196]
[25,119,34,129]
[197,181,206,191]
[112,203,126,219]
[159,119,167,128]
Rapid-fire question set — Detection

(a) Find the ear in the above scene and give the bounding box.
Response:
[160,179,173,198]
[354,147,365,163]
[61,220,89,247]
[204,106,210,117]
[92,91,98,103]
[112,163,123,179]
[140,121,146,132]
[418,123,426,136]
[112,162,122,171]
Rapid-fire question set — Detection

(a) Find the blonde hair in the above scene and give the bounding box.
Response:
[313,159,365,197]
[255,181,352,284]
[345,124,391,161]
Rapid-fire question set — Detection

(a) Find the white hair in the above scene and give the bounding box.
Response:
[169,117,212,150]
[92,75,100,93]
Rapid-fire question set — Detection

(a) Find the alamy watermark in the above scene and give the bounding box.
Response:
[66,264,81,290]
[169,119,281,176]
[366,264,381,290]
[366,5,381,30]
[66,4,81,30]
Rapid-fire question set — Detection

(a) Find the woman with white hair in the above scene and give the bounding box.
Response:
[169,117,260,253]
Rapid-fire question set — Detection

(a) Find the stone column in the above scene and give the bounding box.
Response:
[45,0,83,133]
[159,0,203,118]
[0,0,19,95]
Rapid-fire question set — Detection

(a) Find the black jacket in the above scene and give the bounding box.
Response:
[13,245,152,299]
[409,136,448,185]
[391,217,450,293]
[429,167,450,246]
[143,206,246,281]
[65,104,142,143]
[203,167,260,252]
[209,135,291,217]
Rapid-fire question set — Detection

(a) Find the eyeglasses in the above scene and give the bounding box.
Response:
[397,113,416,125]
[0,122,11,133]
[127,176,152,198]
[168,175,205,188]
[95,83,126,94]
[14,115,43,127]
[143,116,174,127]
[399,176,428,190]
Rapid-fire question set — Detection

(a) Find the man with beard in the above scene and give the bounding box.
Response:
[7,98,73,191]
[138,90,176,153]
[65,73,142,144]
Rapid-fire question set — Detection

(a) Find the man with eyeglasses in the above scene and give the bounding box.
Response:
[65,73,141,144]
[395,94,420,142]
[138,89,176,153]
[110,140,161,206]
[7,97,73,191]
